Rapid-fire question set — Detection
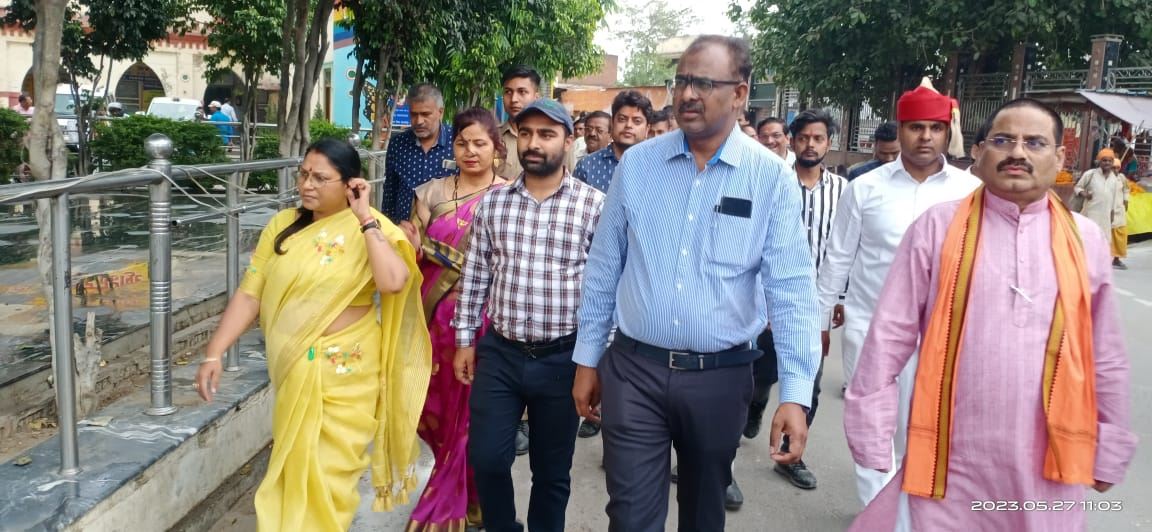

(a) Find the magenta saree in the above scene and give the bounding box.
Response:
[407,179,500,531]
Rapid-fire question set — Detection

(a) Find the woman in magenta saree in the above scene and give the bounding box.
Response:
[401,108,507,532]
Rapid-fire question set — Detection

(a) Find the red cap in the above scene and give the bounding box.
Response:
[896,86,952,123]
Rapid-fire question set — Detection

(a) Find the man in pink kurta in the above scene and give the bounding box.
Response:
[845,99,1138,531]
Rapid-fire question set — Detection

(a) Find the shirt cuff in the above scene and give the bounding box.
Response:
[455,328,477,348]
[572,340,605,367]
[778,377,814,409]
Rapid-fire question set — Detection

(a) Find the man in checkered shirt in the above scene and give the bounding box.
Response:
[452,98,605,532]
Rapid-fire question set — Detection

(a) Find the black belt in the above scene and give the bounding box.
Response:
[494,331,577,358]
[613,333,761,371]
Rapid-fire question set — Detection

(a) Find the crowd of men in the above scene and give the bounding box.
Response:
[380,34,1135,532]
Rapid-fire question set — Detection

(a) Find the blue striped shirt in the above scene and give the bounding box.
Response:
[574,127,822,406]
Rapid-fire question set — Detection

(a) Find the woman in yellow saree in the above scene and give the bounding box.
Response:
[195,139,432,531]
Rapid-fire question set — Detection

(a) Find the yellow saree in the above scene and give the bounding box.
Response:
[240,207,432,531]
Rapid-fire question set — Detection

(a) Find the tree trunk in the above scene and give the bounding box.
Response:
[275,0,296,154]
[370,49,391,151]
[30,0,101,414]
[74,312,103,418]
[350,53,366,134]
[277,0,334,157]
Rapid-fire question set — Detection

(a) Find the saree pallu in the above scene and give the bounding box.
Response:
[241,207,431,531]
[407,182,500,531]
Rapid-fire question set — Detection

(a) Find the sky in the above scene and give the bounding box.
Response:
[594,0,748,60]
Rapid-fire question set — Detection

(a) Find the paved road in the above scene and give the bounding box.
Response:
[213,241,1151,531]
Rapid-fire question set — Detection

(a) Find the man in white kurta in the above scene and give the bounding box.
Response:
[1075,148,1131,269]
[816,82,980,510]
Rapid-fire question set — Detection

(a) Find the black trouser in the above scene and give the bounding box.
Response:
[600,340,754,532]
[467,333,580,532]
[748,328,823,451]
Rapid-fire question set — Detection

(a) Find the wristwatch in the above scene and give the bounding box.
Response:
[360,220,381,233]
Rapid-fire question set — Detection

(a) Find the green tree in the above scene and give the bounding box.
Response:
[4,0,190,175]
[0,109,30,184]
[618,0,696,86]
[424,0,609,114]
[197,0,284,160]
[338,0,457,145]
[341,0,608,145]
[277,0,337,157]
[733,0,1152,115]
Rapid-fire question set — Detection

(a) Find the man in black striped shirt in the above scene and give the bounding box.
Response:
[739,109,847,497]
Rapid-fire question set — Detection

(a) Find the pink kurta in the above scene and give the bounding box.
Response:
[844,191,1138,531]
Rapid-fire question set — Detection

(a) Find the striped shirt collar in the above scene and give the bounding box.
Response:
[663,125,746,168]
[797,166,838,190]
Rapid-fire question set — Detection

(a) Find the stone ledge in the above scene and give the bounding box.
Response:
[0,292,228,441]
[0,330,271,531]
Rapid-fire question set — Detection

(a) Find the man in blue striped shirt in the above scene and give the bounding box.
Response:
[572,36,822,531]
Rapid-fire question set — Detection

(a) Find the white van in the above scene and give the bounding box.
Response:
[146,97,201,121]
[53,84,85,149]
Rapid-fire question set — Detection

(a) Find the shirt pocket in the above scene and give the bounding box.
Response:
[707,212,757,272]
[549,220,588,266]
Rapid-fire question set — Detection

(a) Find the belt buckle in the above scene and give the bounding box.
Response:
[668,351,691,370]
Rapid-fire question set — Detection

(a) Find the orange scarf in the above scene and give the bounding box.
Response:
[904,187,1098,499]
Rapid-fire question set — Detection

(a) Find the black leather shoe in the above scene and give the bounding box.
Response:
[578,419,601,438]
[774,461,817,490]
[725,477,743,510]
[515,421,529,456]
[743,416,763,439]
[744,405,765,439]
[670,465,678,483]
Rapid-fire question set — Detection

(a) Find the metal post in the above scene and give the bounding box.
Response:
[145,134,177,416]
[51,193,81,476]
[224,170,241,372]
[374,154,386,210]
[278,167,293,200]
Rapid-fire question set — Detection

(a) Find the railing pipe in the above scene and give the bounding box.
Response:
[224,170,241,372]
[144,134,177,416]
[51,192,81,476]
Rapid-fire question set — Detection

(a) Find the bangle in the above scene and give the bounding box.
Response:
[200,357,220,364]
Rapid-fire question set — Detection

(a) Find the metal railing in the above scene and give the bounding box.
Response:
[1105,66,1152,93]
[1024,69,1089,94]
[0,134,387,475]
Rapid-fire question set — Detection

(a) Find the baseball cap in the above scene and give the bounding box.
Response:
[513,98,574,135]
[209,100,222,108]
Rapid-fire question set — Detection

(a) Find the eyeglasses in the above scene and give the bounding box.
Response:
[673,75,743,95]
[296,169,340,188]
[982,135,1052,153]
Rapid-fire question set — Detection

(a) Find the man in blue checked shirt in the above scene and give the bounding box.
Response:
[572,90,653,193]
[572,35,822,532]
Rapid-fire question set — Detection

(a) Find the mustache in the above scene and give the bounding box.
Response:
[679,103,703,113]
[997,158,1034,173]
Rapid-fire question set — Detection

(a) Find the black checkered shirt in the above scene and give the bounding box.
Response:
[453,174,605,346]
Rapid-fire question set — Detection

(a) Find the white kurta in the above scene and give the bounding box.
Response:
[816,156,980,508]
[1075,168,1129,235]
